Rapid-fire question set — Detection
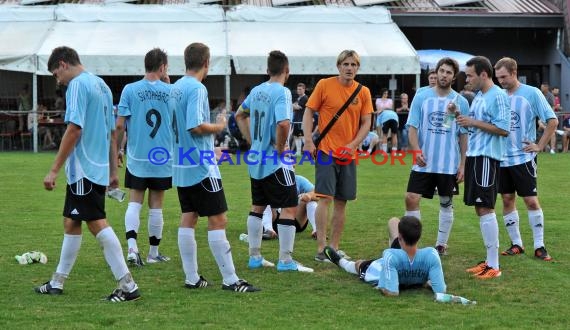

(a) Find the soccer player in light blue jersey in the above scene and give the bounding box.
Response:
[376,108,399,153]
[171,43,259,292]
[458,56,510,279]
[36,46,140,302]
[405,57,469,256]
[494,57,557,261]
[236,50,313,273]
[324,216,446,297]
[116,48,173,267]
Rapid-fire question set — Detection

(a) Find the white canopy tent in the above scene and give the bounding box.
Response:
[227,5,420,75]
[0,4,420,152]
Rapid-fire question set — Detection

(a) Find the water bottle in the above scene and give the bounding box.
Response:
[239,233,248,243]
[434,292,476,305]
[442,94,459,129]
[107,188,126,203]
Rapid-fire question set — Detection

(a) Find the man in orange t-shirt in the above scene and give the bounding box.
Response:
[302,50,373,262]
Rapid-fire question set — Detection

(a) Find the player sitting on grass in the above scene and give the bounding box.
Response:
[324,216,446,296]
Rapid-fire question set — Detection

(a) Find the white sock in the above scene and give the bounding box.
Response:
[436,206,454,246]
[339,258,357,274]
[125,202,142,252]
[306,201,318,232]
[148,208,163,257]
[382,143,388,153]
[118,272,137,293]
[178,227,199,284]
[391,147,397,153]
[247,213,264,257]
[262,206,273,232]
[277,222,296,262]
[96,227,130,281]
[295,137,303,154]
[528,209,545,249]
[503,210,523,247]
[208,229,239,285]
[405,210,421,221]
[480,213,499,269]
[51,234,82,289]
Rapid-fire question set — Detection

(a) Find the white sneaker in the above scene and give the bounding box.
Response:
[337,250,352,260]
[550,149,556,154]
[262,259,275,267]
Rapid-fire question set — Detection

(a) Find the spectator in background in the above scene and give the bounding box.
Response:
[396,92,410,151]
[17,84,32,131]
[561,115,570,152]
[540,82,557,154]
[27,104,56,150]
[460,84,476,106]
[292,83,308,156]
[552,87,561,112]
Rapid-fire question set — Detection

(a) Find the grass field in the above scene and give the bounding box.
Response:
[0,151,568,329]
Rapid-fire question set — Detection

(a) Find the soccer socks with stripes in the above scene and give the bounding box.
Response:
[148,208,163,257]
[208,229,239,285]
[503,210,523,247]
[306,201,318,232]
[436,205,453,246]
[405,210,421,221]
[51,233,82,289]
[339,259,357,275]
[247,212,264,257]
[277,219,296,263]
[96,227,130,282]
[125,202,142,253]
[528,209,545,249]
[480,213,500,269]
[178,227,200,285]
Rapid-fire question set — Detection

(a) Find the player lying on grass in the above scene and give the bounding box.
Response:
[324,216,446,296]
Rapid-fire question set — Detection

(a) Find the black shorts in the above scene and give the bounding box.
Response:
[292,123,303,137]
[382,119,399,135]
[407,171,459,199]
[498,159,538,197]
[125,168,172,191]
[177,177,228,217]
[314,153,357,200]
[63,178,106,221]
[464,156,499,208]
[251,167,298,208]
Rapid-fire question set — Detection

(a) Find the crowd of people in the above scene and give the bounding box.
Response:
[34,44,557,303]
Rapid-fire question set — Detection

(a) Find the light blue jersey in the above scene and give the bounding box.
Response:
[171,76,221,187]
[501,84,556,167]
[376,109,399,127]
[364,247,446,294]
[296,175,314,194]
[407,89,469,174]
[64,72,114,186]
[118,79,172,178]
[466,85,510,160]
[241,81,293,180]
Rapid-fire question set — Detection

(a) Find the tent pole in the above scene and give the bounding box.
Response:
[32,69,38,153]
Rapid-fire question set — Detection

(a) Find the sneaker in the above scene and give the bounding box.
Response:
[466,261,487,274]
[474,266,502,279]
[550,149,555,154]
[501,244,525,256]
[337,250,351,260]
[34,281,63,295]
[534,247,553,261]
[222,279,261,292]
[248,255,275,269]
[185,275,209,289]
[106,287,141,302]
[314,252,332,263]
[127,251,144,267]
[276,260,314,273]
[435,244,448,256]
[146,254,171,264]
[323,246,341,266]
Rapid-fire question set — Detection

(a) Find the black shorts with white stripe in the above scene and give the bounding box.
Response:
[177,177,228,216]
[250,167,298,209]
[463,155,499,208]
[498,158,538,197]
[63,178,106,221]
